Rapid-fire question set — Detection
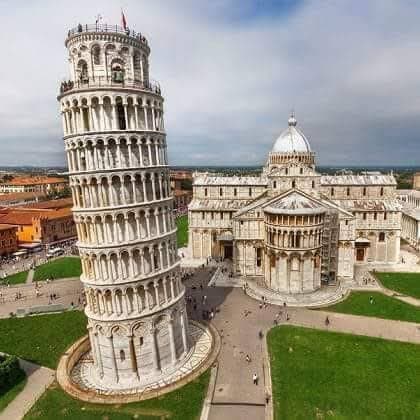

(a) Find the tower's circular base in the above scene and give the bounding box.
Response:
[57,320,220,404]
[245,278,346,307]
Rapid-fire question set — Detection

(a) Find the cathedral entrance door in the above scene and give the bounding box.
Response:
[223,244,233,259]
[356,248,365,262]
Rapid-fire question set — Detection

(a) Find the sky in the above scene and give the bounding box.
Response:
[0,0,419,167]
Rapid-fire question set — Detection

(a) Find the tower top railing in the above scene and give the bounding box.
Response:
[58,76,162,96]
[66,23,148,45]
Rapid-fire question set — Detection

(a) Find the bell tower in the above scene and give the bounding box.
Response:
[58,23,192,390]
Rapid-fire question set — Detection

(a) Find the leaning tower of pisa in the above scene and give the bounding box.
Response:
[57,23,193,391]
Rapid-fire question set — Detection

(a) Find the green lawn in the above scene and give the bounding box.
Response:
[0,369,27,413]
[325,291,420,323]
[176,215,188,248]
[0,311,87,369]
[1,271,28,285]
[268,325,420,419]
[25,371,210,420]
[34,257,81,281]
[375,272,420,299]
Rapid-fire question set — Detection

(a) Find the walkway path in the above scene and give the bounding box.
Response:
[185,268,420,420]
[0,278,83,318]
[0,358,55,420]
[26,269,34,284]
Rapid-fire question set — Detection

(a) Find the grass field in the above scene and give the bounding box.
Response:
[176,215,188,248]
[0,369,27,413]
[34,257,82,282]
[25,371,210,420]
[375,272,420,299]
[1,271,28,285]
[0,311,87,368]
[325,291,420,323]
[268,326,420,419]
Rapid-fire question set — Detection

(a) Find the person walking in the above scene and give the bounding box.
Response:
[246,354,251,363]
[252,373,258,385]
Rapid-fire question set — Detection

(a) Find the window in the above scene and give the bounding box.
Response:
[384,212,387,220]
[363,213,367,220]
[92,45,101,65]
[312,180,315,188]
[211,212,214,220]
[234,187,237,196]
[380,187,384,196]
[374,212,377,220]
[331,187,334,196]
[285,168,288,175]
[347,187,350,196]
[204,188,208,197]
[345,220,348,226]
[240,221,244,225]
[292,180,296,188]
[120,350,126,361]
[139,337,144,346]
[202,212,205,220]
[249,188,252,197]
[273,181,277,189]
[300,168,303,174]
[219,188,223,196]
[363,187,367,196]
[379,232,385,242]
[221,212,224,220]
[256,248,262,267]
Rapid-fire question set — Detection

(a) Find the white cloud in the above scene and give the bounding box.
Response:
[0,0,419,166]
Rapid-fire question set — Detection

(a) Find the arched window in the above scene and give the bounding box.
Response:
[273,181,277,189]
[285,168,288,175]
[92,45,101,65]
[111,60,124,83]
[219,188,223,196]
[77,60,88,83]
[292,180,296,188]
[379,232,385,242]
[300,168,303,174]
[120,349,126,361]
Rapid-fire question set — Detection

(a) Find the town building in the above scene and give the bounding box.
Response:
[170,170,193,209]
[0,191,47,207]
[0,224,18,256]
[57,22,194,392]
[0,198,76,246]
[397,189,420,250]
[189,115,401,294]
[0,176,68,194]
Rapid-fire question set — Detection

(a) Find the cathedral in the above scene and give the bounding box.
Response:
[188,114,402,294]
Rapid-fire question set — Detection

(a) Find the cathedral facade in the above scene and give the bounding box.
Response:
[188,115,401,294]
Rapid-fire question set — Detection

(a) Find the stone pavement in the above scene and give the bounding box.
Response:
[184,267,420,420]
[26,269,34,284]
[0,358,55,420]
[0,278,83,318]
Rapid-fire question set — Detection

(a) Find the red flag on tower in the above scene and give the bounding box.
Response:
[121,9,127,30]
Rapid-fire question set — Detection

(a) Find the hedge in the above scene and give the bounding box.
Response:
[0,355,24,393]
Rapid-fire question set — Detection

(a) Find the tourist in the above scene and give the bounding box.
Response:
[252,373,258,385]
[369,296,374,304]
[286,313,290,321]
[325,316,330,326]
[258,330,264,339]
[245,354,251,363]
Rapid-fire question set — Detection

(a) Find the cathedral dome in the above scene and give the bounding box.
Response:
[272,114,311,153]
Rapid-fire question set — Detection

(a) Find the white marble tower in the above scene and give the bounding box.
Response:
[58,23,190,390]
